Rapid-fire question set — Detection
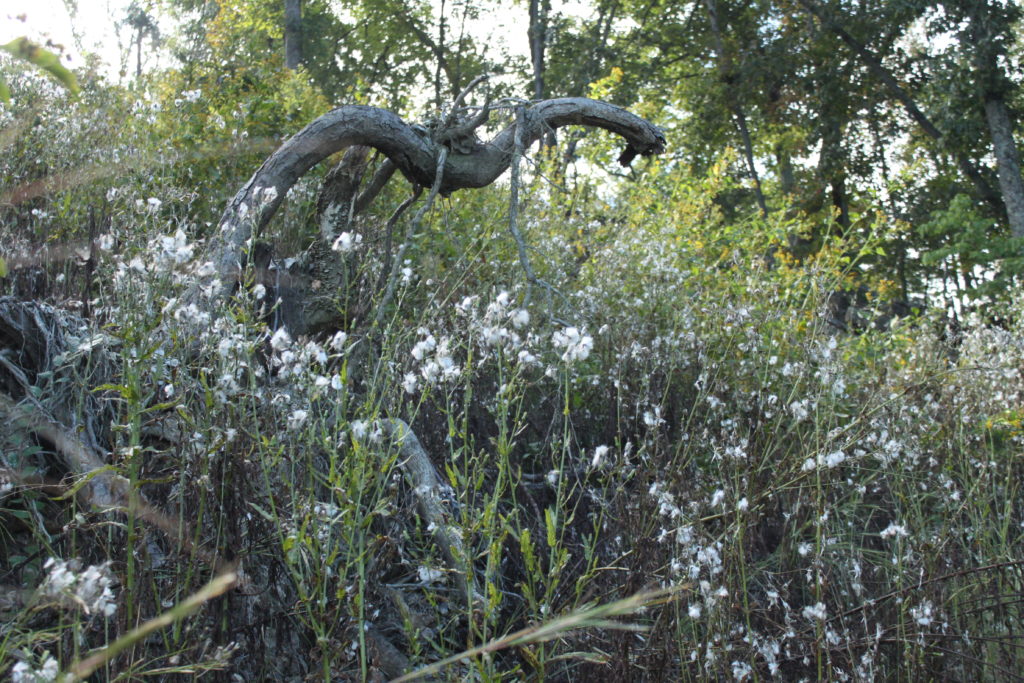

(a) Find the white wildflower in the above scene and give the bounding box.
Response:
[331,231,363,253]
[40,558,118,617]
[643,407,664,427]
[910,600,934,626]
[481,325,506,347]
[731,661,753,681]
[329,331,348,351]
[11,652,59,682]
[421,360,441,383]
[411,335,436,361]
[802,602,827,621]
[288,409,308,430]
[802,449,846,471]
[552,326,593,362]
[824,450,846,467]
[510,308,530,328]
[270,328,292,351]
[517,349,538,365]
[880,523,909,539]
[154,229,192,264]
[350,420,369,440]
[417,566,444,583]
[304,341,328,364]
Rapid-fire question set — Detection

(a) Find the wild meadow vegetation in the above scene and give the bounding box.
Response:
[3,0,1024,680]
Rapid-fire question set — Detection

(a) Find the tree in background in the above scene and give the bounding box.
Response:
[939,0,1024,239]
[123,1,162,79]
[284,0,302,69]
[561,0,1024,308]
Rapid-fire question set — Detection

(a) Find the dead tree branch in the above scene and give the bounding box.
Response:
[377,419,482,608]
[197,98,665,301]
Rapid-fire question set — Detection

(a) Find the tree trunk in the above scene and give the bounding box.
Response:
[316,145,373,242]
[528,0,557,148]
[703,0,769,217]
[528,0,549,102]
[776,143,795,196]
[967,4,1024,240]
[831,176,850,229]
[434,0,446,109]
[983,95,1024,239]
[734,108,769,218]
[818,115,850,229]
[284,0,302,70]
[135,33,143,79]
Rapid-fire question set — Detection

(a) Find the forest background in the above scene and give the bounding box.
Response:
[2,0,1024,680]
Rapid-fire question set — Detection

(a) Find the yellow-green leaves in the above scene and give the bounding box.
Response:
[0,37,81,104]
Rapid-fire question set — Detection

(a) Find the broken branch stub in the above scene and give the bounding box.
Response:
[201,98,665,298]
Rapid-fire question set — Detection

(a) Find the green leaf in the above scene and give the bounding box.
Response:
[1,37,80,96]
[0,75,9,104]
[140,401,179,414]
[93,383,137,400]
[51,465,119,501]
[248,502,278,523]
[0,255,7,278]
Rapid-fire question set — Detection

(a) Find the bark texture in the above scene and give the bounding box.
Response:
[984,95,1024,239]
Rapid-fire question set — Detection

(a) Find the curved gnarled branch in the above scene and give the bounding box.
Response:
[204,98,665,286]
